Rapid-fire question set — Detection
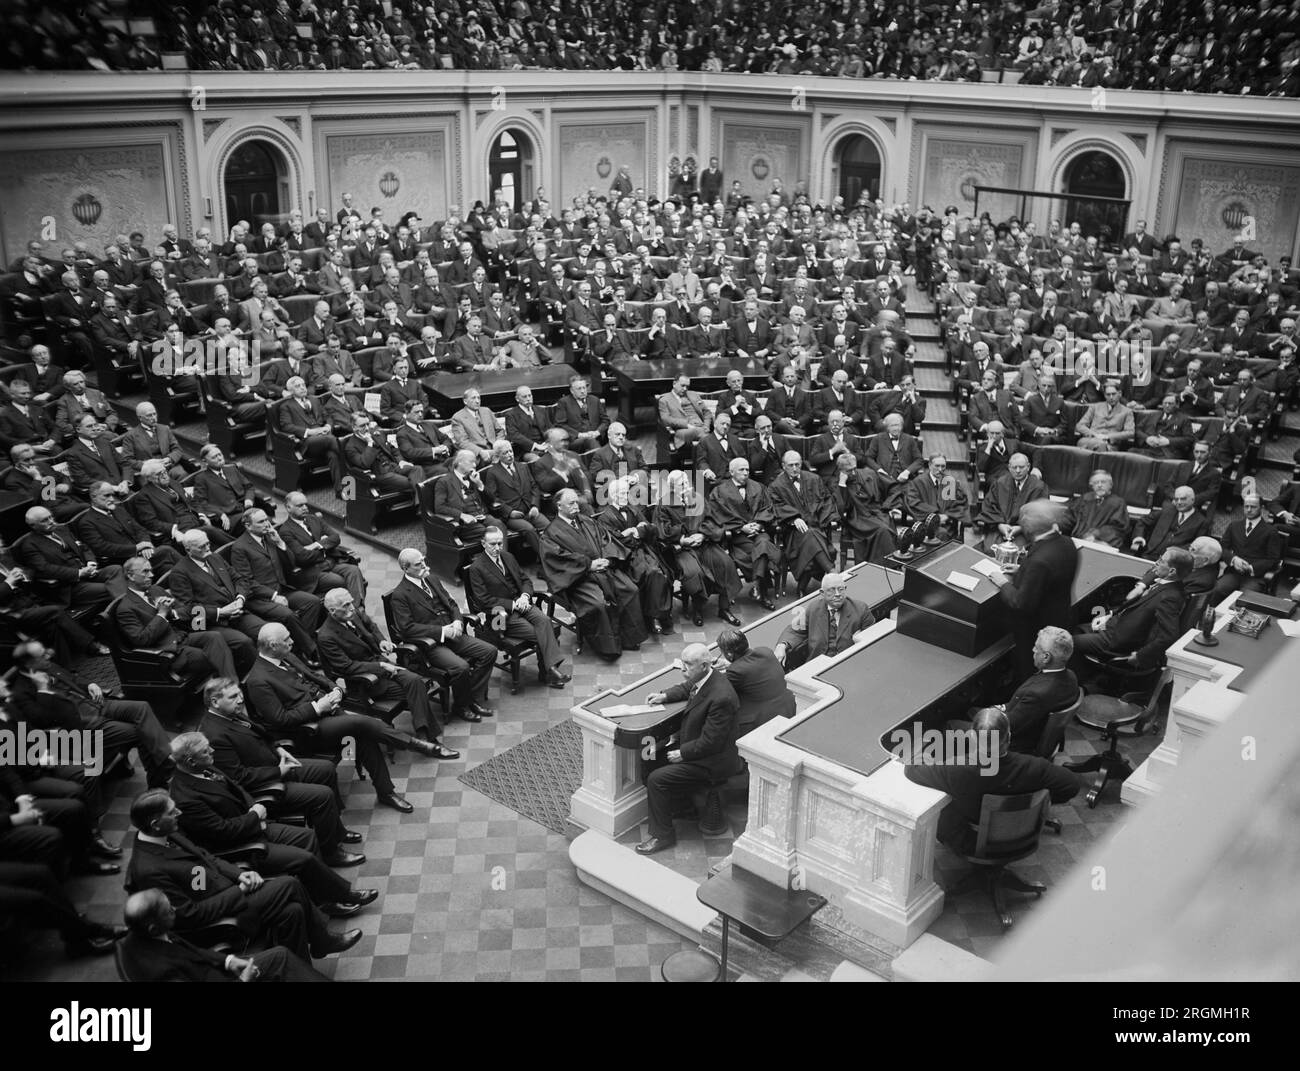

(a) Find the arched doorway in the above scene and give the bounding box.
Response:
[489,131,535,215]
[833,135,881,209]
[224,140,286,231]
[1062,151,1128,245]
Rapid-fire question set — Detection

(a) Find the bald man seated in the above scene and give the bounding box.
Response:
[636,643,743,855]
[773,572,875,670]
[118,888,331,982]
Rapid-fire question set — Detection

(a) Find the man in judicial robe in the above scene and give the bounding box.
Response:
[768,451,838,595]
[977,453,1048,552]
[540,488,647,660]
[703,457,781,610]
[595,478,674,634]
[830,453,897,565]
[1065,470,1131,548]
[651,470,742,627]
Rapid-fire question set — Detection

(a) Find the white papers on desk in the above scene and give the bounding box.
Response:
[1278,619,1300,638]
[946,571,979,592]
[602,704,667,719]
[969,559,1002,580]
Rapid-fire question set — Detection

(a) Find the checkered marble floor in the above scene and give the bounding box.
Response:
[7,510,1161,982]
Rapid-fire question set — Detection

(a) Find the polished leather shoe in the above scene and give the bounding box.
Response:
[73,860,120,877]
[659,618,675,635]
[323,848,366,868]
[546,671,570,689]
[322,900,364,918]
[718,610,742,626]
[469,701,495,718]
[348,888,379,908]
[634,835,677,855]
[378,792,413,813]
[427,741,460,760]
[457,708,483,723]
[758,594,777,611]
[341,830,363,845]
[692,611,705,627]
[317,927,363,955]
[91,834,122,858]
[649,619,663,635]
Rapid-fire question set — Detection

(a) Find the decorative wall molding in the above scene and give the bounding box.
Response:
[276,116,301,138]
[209,123,304,234]
[1050,127,1074,148]
[1125,131,1148,154]
[202,117,228,142]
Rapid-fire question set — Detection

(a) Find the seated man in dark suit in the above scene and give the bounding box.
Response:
[695,410,746,487]
[124,790,361,961]
[344,411,422,500]
[1130,484,1208,560]
[377,358,426,424]
[168,731,371,882]
[190,444,268,536]
[481,439,547,560]
[503,385,552,461]
[113,555,247,679]
[229,508,326,660]
[1213,493,1281,600]
[949,627,1080,754]
[904,708,1082,855]
[1071,547,1192,672]
[0,856,124,959]
[552,376,607,451]
[863,412,923,507]
[276,378,344,489]
[245,624,448,814]
[316,589,458,757]
[167,529,267,647]
[466,529,570,688]
[635,643,743,855]
[3,444,83,522]
[16,504,126,613]
[278,491,365,608]
[765,365,814,435]
[119,402,193,485]
[717,628,795,733]
[1124,536,1222,602]
[394,399,452,477]
[73,481,180,570]
[433,449,507,543]
[532,428,597,515]
[772,571,875,670]
[386,549,499,722]
[745,414,790,485]
[119,888,331,982]
[808,409,869,483]
[133,459,231,549]
[199,677,359,851]
[0,379,57,455]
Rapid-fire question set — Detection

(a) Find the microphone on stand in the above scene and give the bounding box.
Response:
[894,524,917,560]
[922,512,943,545]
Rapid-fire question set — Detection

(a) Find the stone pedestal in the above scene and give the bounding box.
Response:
[568,706,649,838]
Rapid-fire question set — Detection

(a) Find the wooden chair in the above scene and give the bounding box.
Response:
[952,789,1052,931]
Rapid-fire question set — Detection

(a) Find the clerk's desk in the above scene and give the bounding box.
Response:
[579,540,1149,769]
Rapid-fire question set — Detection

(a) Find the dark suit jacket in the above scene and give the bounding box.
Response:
[244,652,335,730]
[167,553,247,621]
[1005,669,1079,754]
[132,482,203,537]
[725,648,795,731]
[1100,581,1187,668]
[230,532,295,599]
[378,378,425,421]
[278,513,350,592]
[169,766,266,847]
[657,669,743,776]
[394,420,447,465]
[432,471,488,520]
[778,594,874,662]
[503,405,552,457]
[1139,506,1210,559]
[552,395,607,440]
[0,402,54,450]
[996,531,1079,640]
[482,461,539,517]
[465,549,534,622]
[1220,517,1280,576]
[65,434,126,491]
[117,932,243,983]
[191,465,255,517]
[74,506,152,563]
[764,384,814,431]
[112,584,185,650]
[696,432,745,479]
[386,575,462,643]
[53,388,113,442]
[198,711,290,792]
[863,431,923,480]
[125,834,250,932]
[12,526,97,603]
[276,396,328,441]
[317,610,389,678]
[905,752,1080,854]
[119,424,185,475]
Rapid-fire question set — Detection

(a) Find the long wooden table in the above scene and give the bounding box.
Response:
[421,364,576,413]
[610,357,771,430]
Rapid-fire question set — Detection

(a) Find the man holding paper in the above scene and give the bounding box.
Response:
[635,644,742,855]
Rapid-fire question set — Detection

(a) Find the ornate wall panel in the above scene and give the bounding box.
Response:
[554,117,649,203]
[0,140,175,261]
[714,112,812,201]
[913,124,1037,221]
[1166,148,1300,264]
[316,121,451,222]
